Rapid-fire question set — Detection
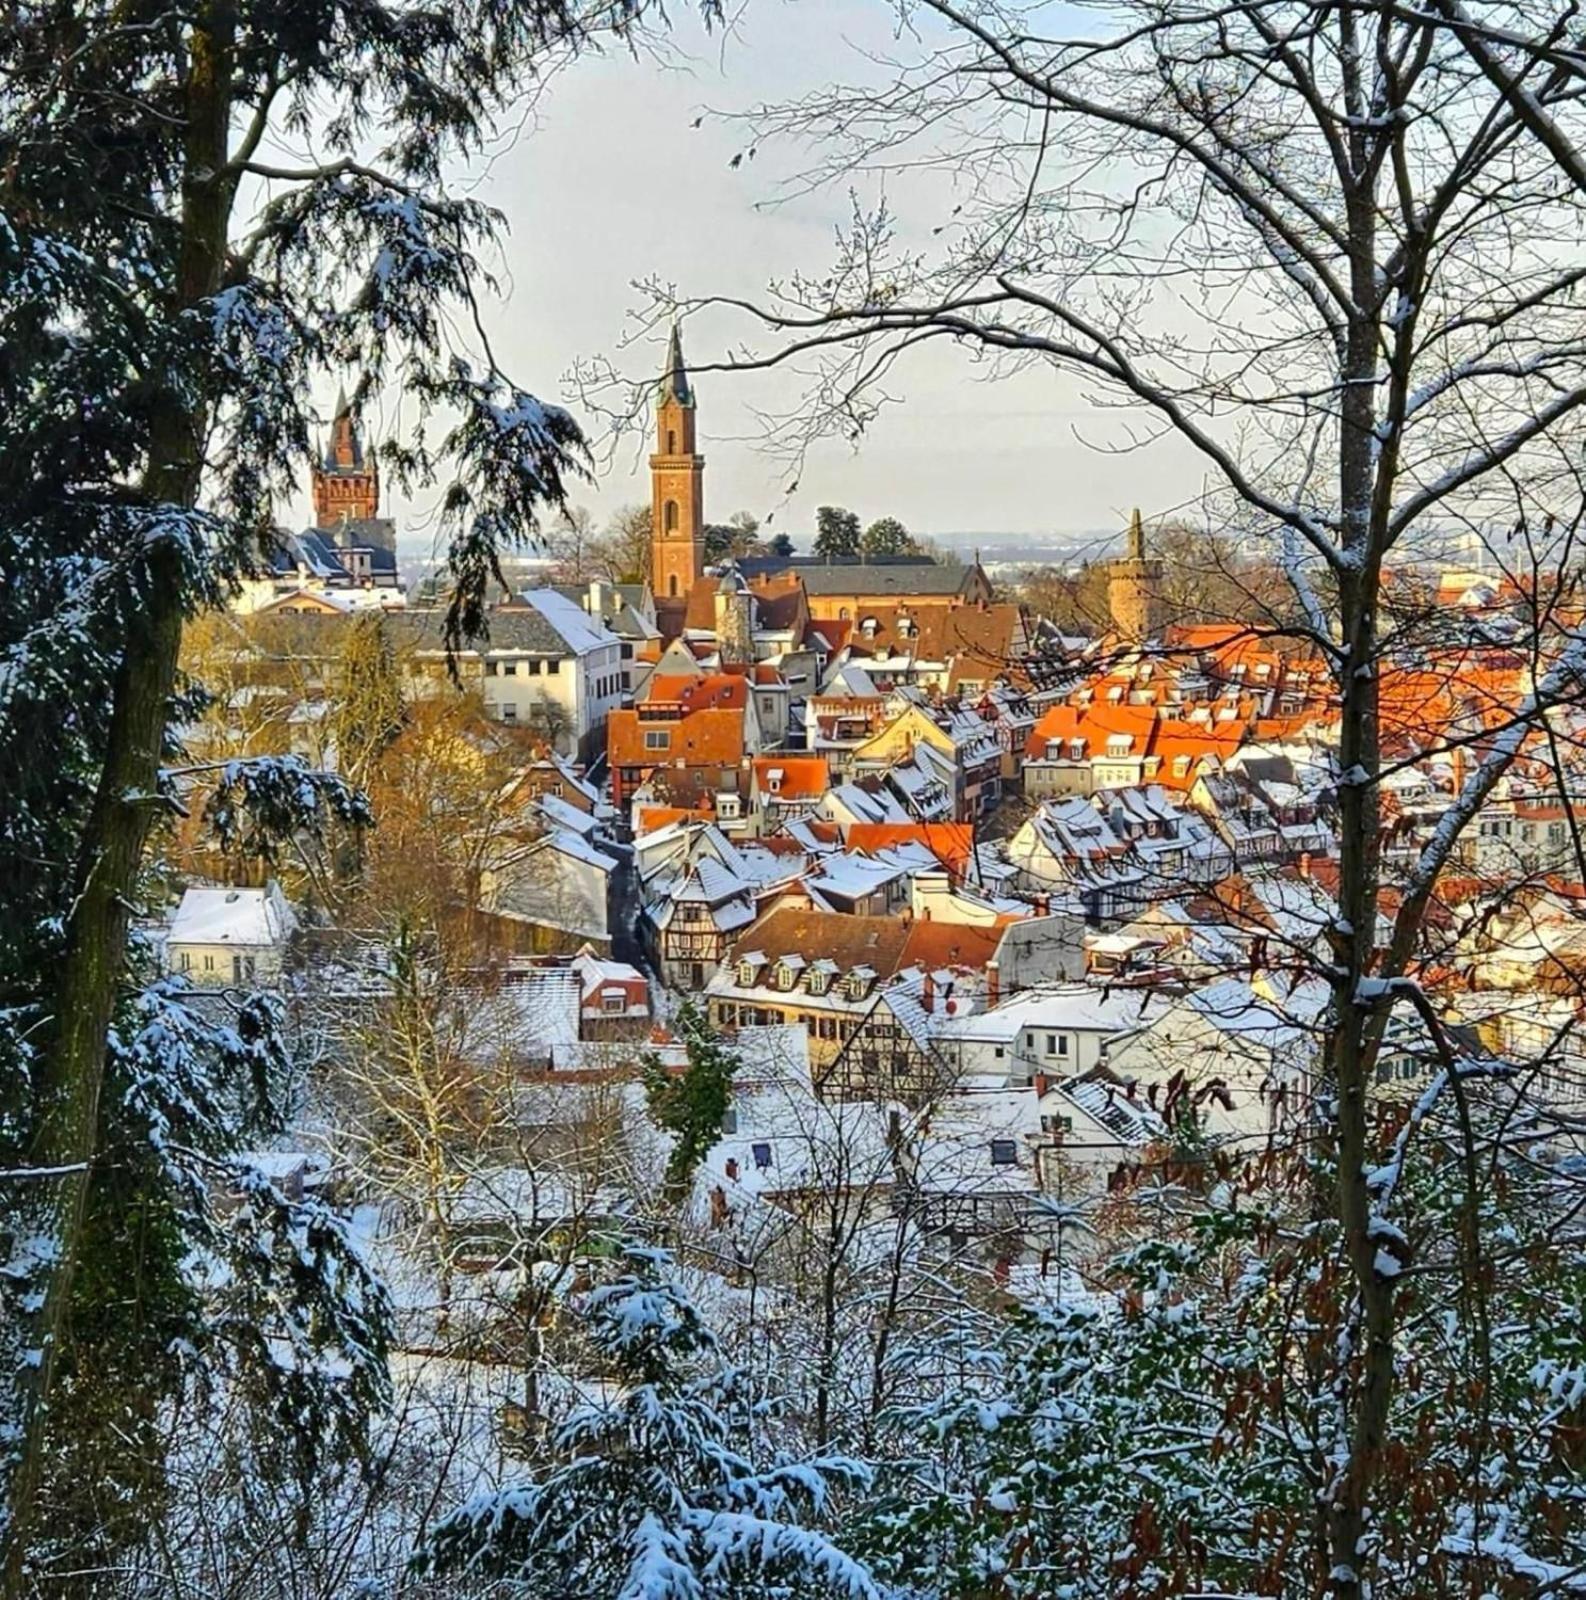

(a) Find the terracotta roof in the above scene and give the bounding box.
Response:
[637,805,714,833]
[608,706,747,770]
[640,673,749,711]
[751,755,831,800]
[900,920,1002,971]
[726,906,916,976]
[845,823,975,876]
[832,600,1023,668]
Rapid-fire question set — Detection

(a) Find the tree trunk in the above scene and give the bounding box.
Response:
[0,7,234,1588]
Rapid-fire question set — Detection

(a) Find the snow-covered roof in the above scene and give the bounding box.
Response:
[519,587,620,656]
[536,792,600,837]
[169,884,296,948]
[936,983,1166,1045]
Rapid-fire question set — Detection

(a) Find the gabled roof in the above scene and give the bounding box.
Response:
[845,823,974,875]
[169,885,296,947]
[751,755,830,800]
[725,906,915,979]
[608,706,747,770]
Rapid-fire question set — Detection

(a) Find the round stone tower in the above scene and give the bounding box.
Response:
[1107,507,1164,641]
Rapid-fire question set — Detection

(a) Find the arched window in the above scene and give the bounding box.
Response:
[664,500,679,533]
[669,574,679,597]
[666,429,677,454]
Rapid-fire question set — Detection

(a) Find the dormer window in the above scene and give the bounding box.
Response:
[1068,739,1085,761]
[1106,734,1132,756]
[1173,755,1191,778]
[807,969,830,995]
[990,1139,1018,1167]
[861,616,879,637]
[737,961,756,987]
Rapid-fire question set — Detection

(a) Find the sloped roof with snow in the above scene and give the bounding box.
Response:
[169,885,296,948]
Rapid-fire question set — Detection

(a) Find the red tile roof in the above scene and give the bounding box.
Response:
[751,755,831,799]
[640,673,749,711]
[608,707,747,770]
[845,823,975,876]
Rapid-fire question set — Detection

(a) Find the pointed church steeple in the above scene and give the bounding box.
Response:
[651,325,705,614]
[312,383,378,526]
[658,322,694,408]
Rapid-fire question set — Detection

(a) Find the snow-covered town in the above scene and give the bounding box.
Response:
[11,6,1586,1600]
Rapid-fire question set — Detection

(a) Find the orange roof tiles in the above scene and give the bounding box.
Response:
[640,673,749,712]
[636,805,715,833]
[751,755,830,799]
[845,823,975,876]
[900,920,1002,972]
[608,706,747,771]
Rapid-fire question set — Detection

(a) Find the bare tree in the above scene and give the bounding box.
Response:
[660,5,1586,1591]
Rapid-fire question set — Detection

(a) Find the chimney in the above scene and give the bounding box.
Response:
[922,971,936,1011]
[1299,851,1312,879]
[986,960,1000,1007]
[1033,1071,1049,1097]
[725,1157,739,1180]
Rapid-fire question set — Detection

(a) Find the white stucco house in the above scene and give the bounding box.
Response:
[167,882,297,986]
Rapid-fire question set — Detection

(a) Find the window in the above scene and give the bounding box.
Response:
[808,970,829,995]
[666,428,677,454]
[1046,1033,1057,1055]
[669,574,678,597]
[503,661,517,676]
[990,1139,1018,1166]
[501,704,518,723]
[777,963,799,990]
[529,658,542,675]
[232,954,244,983]
[722,1107,738,1134]
[1056,1034,1071,1059]
[179,951,192,972]
[602,990,625,1013]
[485,661,498,677]
[202,954,215,972]
[664,500,679,532]
[751,1142,773,1171]
[621,642,634,660]
[994,1044,1005,1059]
[738,962,756,987]
[547,658,561,674]
[644,729,670,751]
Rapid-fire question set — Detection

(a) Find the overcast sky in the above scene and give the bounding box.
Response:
[295,0,1211,558]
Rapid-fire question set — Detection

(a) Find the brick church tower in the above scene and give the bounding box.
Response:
[650,325,705,603]
[1107,507,1164,641]
[312,389,380,529]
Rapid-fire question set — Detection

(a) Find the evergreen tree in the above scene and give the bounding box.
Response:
[768,532,796,557]
[860,516,915,557]
[644,1000,739,1202]
[814,506,861,560]
[420,1245,878,1599]
[0,0,704,1581]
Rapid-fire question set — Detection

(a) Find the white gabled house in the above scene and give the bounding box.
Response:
[167,882,298,986]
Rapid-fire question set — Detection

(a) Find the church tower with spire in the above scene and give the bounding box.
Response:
[650,325,705,605]
[1107,507,1165,641]
[312,389,381,531]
